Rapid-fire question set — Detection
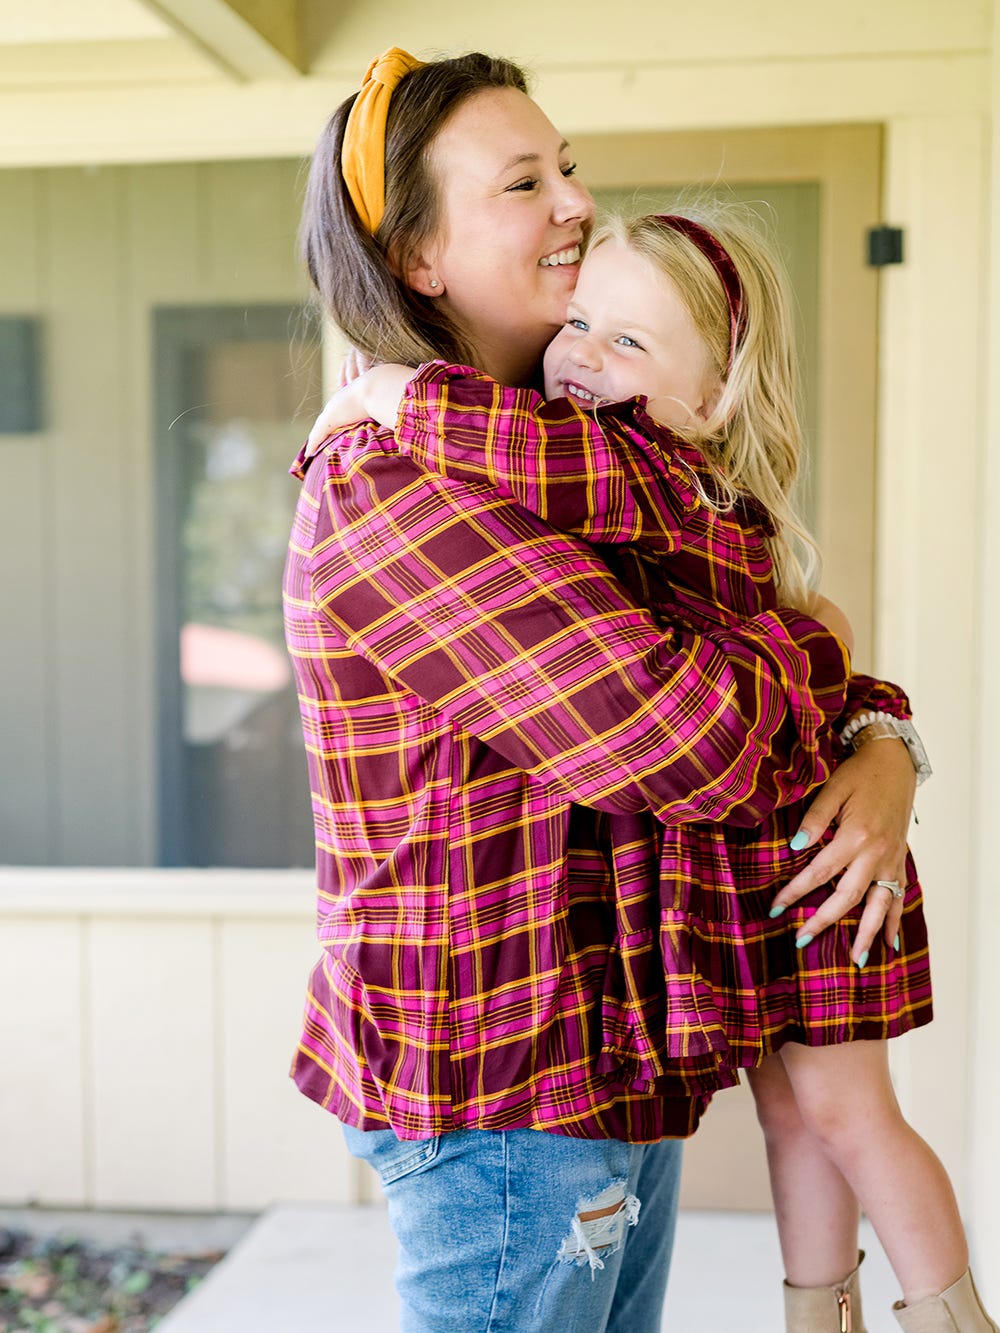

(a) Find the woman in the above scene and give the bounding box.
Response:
[284,49,920,1332]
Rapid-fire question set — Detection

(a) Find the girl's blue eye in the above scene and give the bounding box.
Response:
[616,335,641,348]
[569,318,589,331]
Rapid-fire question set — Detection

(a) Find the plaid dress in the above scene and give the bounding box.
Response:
[284,379,859,1139]
[393,363,933,1096]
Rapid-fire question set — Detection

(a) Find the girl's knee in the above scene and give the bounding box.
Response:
[749,1064,809,1143]
[791,1076,900,1163]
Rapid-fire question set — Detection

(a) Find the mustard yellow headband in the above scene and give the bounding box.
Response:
[341,47,426,235]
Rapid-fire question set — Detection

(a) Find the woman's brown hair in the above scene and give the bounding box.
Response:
[301,53,527,367]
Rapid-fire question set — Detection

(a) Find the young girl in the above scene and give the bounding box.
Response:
[307,208,995,1331]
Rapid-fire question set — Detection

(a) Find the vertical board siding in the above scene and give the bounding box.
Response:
[89,917,218,1209]
[0,173,50,863]
[0,919,87,1203]
[203,159,305,301]
[218,921,354,1209]
[0,889,355,1212]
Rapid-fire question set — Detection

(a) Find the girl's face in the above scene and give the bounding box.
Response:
[415,87,594,385]
[543,237,721,429]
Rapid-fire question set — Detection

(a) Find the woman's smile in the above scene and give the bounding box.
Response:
[539,244,582,267]
[421,86,593,382]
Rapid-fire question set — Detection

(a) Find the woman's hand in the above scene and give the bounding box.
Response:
[769,735,916,964]
[305,362,415,458]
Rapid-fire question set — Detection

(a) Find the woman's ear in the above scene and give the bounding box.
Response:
[392,244,445,298]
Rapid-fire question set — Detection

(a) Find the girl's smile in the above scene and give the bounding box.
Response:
[543,236,720,429]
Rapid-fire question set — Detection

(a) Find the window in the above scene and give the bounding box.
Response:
[154,305,320,866]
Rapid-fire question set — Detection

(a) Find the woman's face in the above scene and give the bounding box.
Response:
[543,238,720,429]
[419,87,594,384]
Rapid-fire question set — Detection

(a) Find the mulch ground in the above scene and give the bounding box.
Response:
[0,1226,223,1332]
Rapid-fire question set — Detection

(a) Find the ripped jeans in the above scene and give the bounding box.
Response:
[341,1125,682,1332]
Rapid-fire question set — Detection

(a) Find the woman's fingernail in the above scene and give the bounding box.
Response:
[893,933,901,952]
[769,904,787,919]
[857,950,869,969]
[789,831,810,851]
[796,934,813,950]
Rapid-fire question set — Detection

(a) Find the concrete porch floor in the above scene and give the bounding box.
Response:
[155,1205,903,1331]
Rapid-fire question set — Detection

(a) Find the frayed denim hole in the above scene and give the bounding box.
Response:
[554,1178,641,1281]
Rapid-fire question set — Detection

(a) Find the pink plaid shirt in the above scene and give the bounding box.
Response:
[284,368,860,1141]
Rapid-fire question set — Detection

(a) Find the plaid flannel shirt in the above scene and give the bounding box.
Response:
[284,367,859,1140]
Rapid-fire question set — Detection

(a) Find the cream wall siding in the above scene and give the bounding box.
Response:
[0,919,88,1202]
[0,871,351,1211]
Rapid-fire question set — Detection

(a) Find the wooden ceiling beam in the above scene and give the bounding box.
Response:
[134,0,306,81]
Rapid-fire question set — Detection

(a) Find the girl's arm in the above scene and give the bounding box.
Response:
[307,361,695,550]
[305,364,413,453]
[305,439,849,830]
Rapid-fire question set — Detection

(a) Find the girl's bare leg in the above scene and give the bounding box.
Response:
[778,1039,968,1304]
[747,1054,861,1286]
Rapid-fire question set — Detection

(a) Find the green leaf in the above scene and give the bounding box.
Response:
[122,1268,153,1295]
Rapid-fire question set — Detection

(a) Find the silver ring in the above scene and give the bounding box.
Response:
[875,878,904,900]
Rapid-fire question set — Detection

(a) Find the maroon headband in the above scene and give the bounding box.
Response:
[654,214,744,373]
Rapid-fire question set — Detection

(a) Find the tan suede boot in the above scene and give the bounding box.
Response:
[892,1270,999,1331]
[783,1252,867,1332]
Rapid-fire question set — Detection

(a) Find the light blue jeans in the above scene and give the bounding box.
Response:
[341,1125,682,1332]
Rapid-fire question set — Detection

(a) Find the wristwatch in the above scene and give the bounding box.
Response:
[839,711,932,786]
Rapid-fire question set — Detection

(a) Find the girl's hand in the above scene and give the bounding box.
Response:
[769,736,915,964]
[305,363,414,458]
[337,346,373,389]
[305,379,370,456]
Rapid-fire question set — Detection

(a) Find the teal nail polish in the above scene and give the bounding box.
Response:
[789,831,810,852]
[893,934,901,953]
[795,934,813,950]
[769,904,787,919]
[857,950,869,970]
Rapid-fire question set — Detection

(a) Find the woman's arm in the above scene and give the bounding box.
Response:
[307,439,849,828]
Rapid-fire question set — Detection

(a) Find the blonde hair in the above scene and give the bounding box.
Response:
[591,206,819,610]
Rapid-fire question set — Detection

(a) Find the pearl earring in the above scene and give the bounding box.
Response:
[429,279,439,288]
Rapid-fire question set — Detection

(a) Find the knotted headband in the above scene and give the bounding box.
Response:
[341,47,426,235]
[655,215,745,373]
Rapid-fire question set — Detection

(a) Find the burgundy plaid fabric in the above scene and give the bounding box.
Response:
[390,363,932,1094]
[283,361,921,1141]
